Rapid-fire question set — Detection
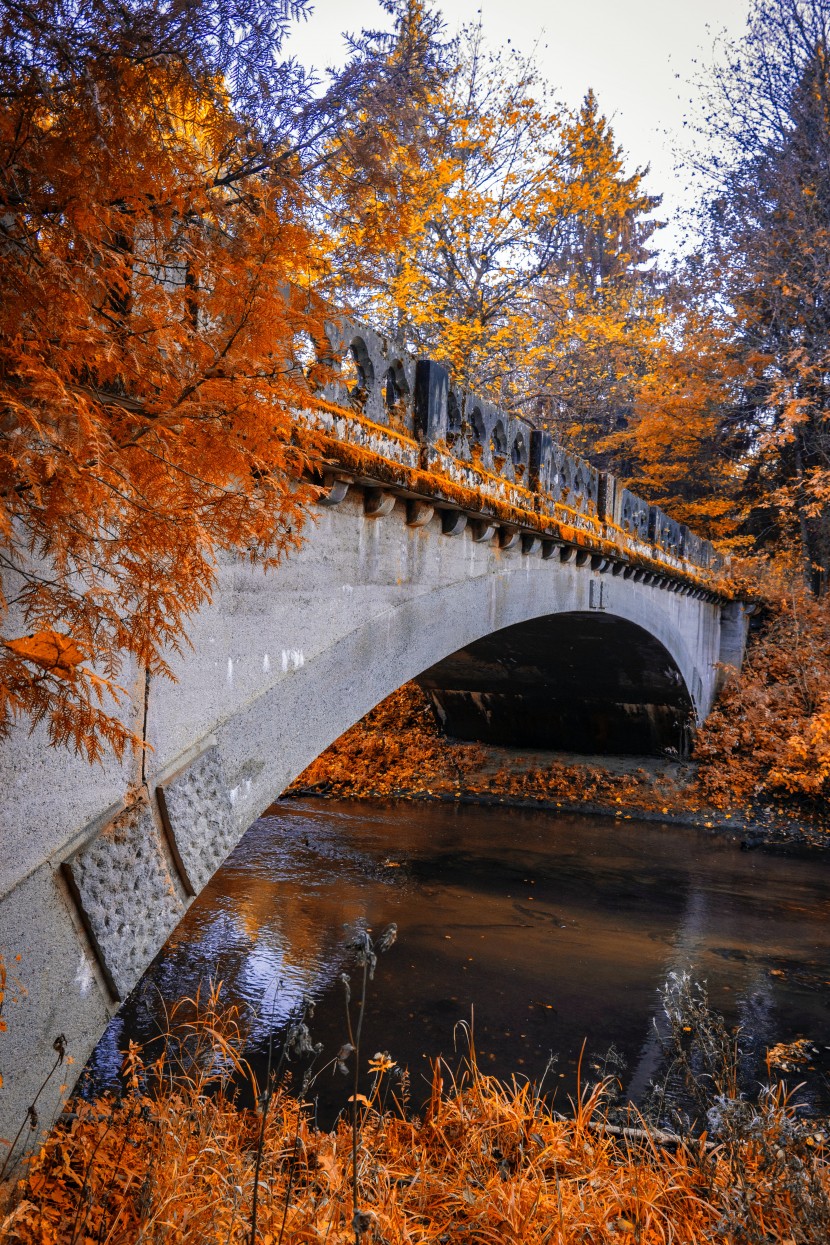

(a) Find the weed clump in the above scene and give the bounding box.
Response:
[642,972,830,1245]
[2,975,829,1244]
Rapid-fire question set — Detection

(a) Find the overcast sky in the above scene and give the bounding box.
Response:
[286,0,753,255]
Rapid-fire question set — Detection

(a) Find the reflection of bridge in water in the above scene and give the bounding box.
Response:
[0,313,749,1148]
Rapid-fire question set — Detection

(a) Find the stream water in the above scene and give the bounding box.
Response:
[88,799,830,1123]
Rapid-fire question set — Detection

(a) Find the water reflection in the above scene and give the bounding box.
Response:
[88,800,830,1119]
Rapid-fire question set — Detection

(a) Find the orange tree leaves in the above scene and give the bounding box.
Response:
[4,631,86,681]
[531,89,664,459]
[327,32,667,440]
[603,272,751,545]
[0,5,334,760]
[694,565,830,806]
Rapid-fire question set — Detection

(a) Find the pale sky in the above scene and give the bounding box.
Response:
[286,0,752,255]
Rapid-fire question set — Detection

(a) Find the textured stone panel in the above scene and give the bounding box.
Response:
[156,748,234,896]
[64,804,185,1000]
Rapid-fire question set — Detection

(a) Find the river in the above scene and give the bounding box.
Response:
[88,799,830,1123]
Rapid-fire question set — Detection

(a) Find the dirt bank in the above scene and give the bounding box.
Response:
[286,684,830,856]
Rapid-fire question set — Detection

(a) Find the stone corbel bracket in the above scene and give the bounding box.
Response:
[62,744,235,1002]
[364,488,396,518]
[317,473,353,507]
[62,801,187,1002]
[406,499,434,528]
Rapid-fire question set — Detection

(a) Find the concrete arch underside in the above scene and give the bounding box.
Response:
[0,492,731,1144]
[417,613,697,757]
[214,559,708,831]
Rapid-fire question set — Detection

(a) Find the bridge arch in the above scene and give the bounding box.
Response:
[417,612,697,757]
[0,491,733,1143]
[199,497,720,839]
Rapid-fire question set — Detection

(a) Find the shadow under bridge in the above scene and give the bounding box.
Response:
[417,612,695,757]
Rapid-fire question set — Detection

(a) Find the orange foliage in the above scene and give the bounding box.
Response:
[4,999,828,1244]
[605,279,749,544]
[770,710,830,797]
[533,90,664,459]
[0,1081,711,1243]
[327,23,663,422]
[3,632,86,682]
[290,683,693,816]
[292,683,489,798]
[1,981,826,1245]
[694,566,830,807]
[0,19,329,760]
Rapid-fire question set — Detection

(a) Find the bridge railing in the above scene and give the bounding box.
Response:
[298,312,724,584]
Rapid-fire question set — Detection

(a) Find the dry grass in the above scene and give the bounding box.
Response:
[2,988,828,1245]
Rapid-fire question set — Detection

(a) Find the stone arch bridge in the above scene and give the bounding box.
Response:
[0,314,748,1145]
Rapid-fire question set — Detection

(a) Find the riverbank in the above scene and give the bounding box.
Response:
[286,683,830,855]
[4,999,829,1244]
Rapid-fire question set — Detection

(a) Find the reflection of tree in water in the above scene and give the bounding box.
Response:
[86,809,406,1094]
[82,801,830,1123]
[624,883,816,1129]
[625,886,710,1107]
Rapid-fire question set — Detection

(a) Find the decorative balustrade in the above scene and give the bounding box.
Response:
[297,313,726,593]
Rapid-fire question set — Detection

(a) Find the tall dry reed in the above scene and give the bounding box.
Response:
[2,977,828,1244]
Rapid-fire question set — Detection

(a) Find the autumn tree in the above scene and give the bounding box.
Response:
[530,90,664,463]
[0,0,394,759]
[319,0,456,331]
[698,0,830,592]
[403,31,575,401]
[331,41,665,423]
[325,22,573,403]
[603,263,751,542]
